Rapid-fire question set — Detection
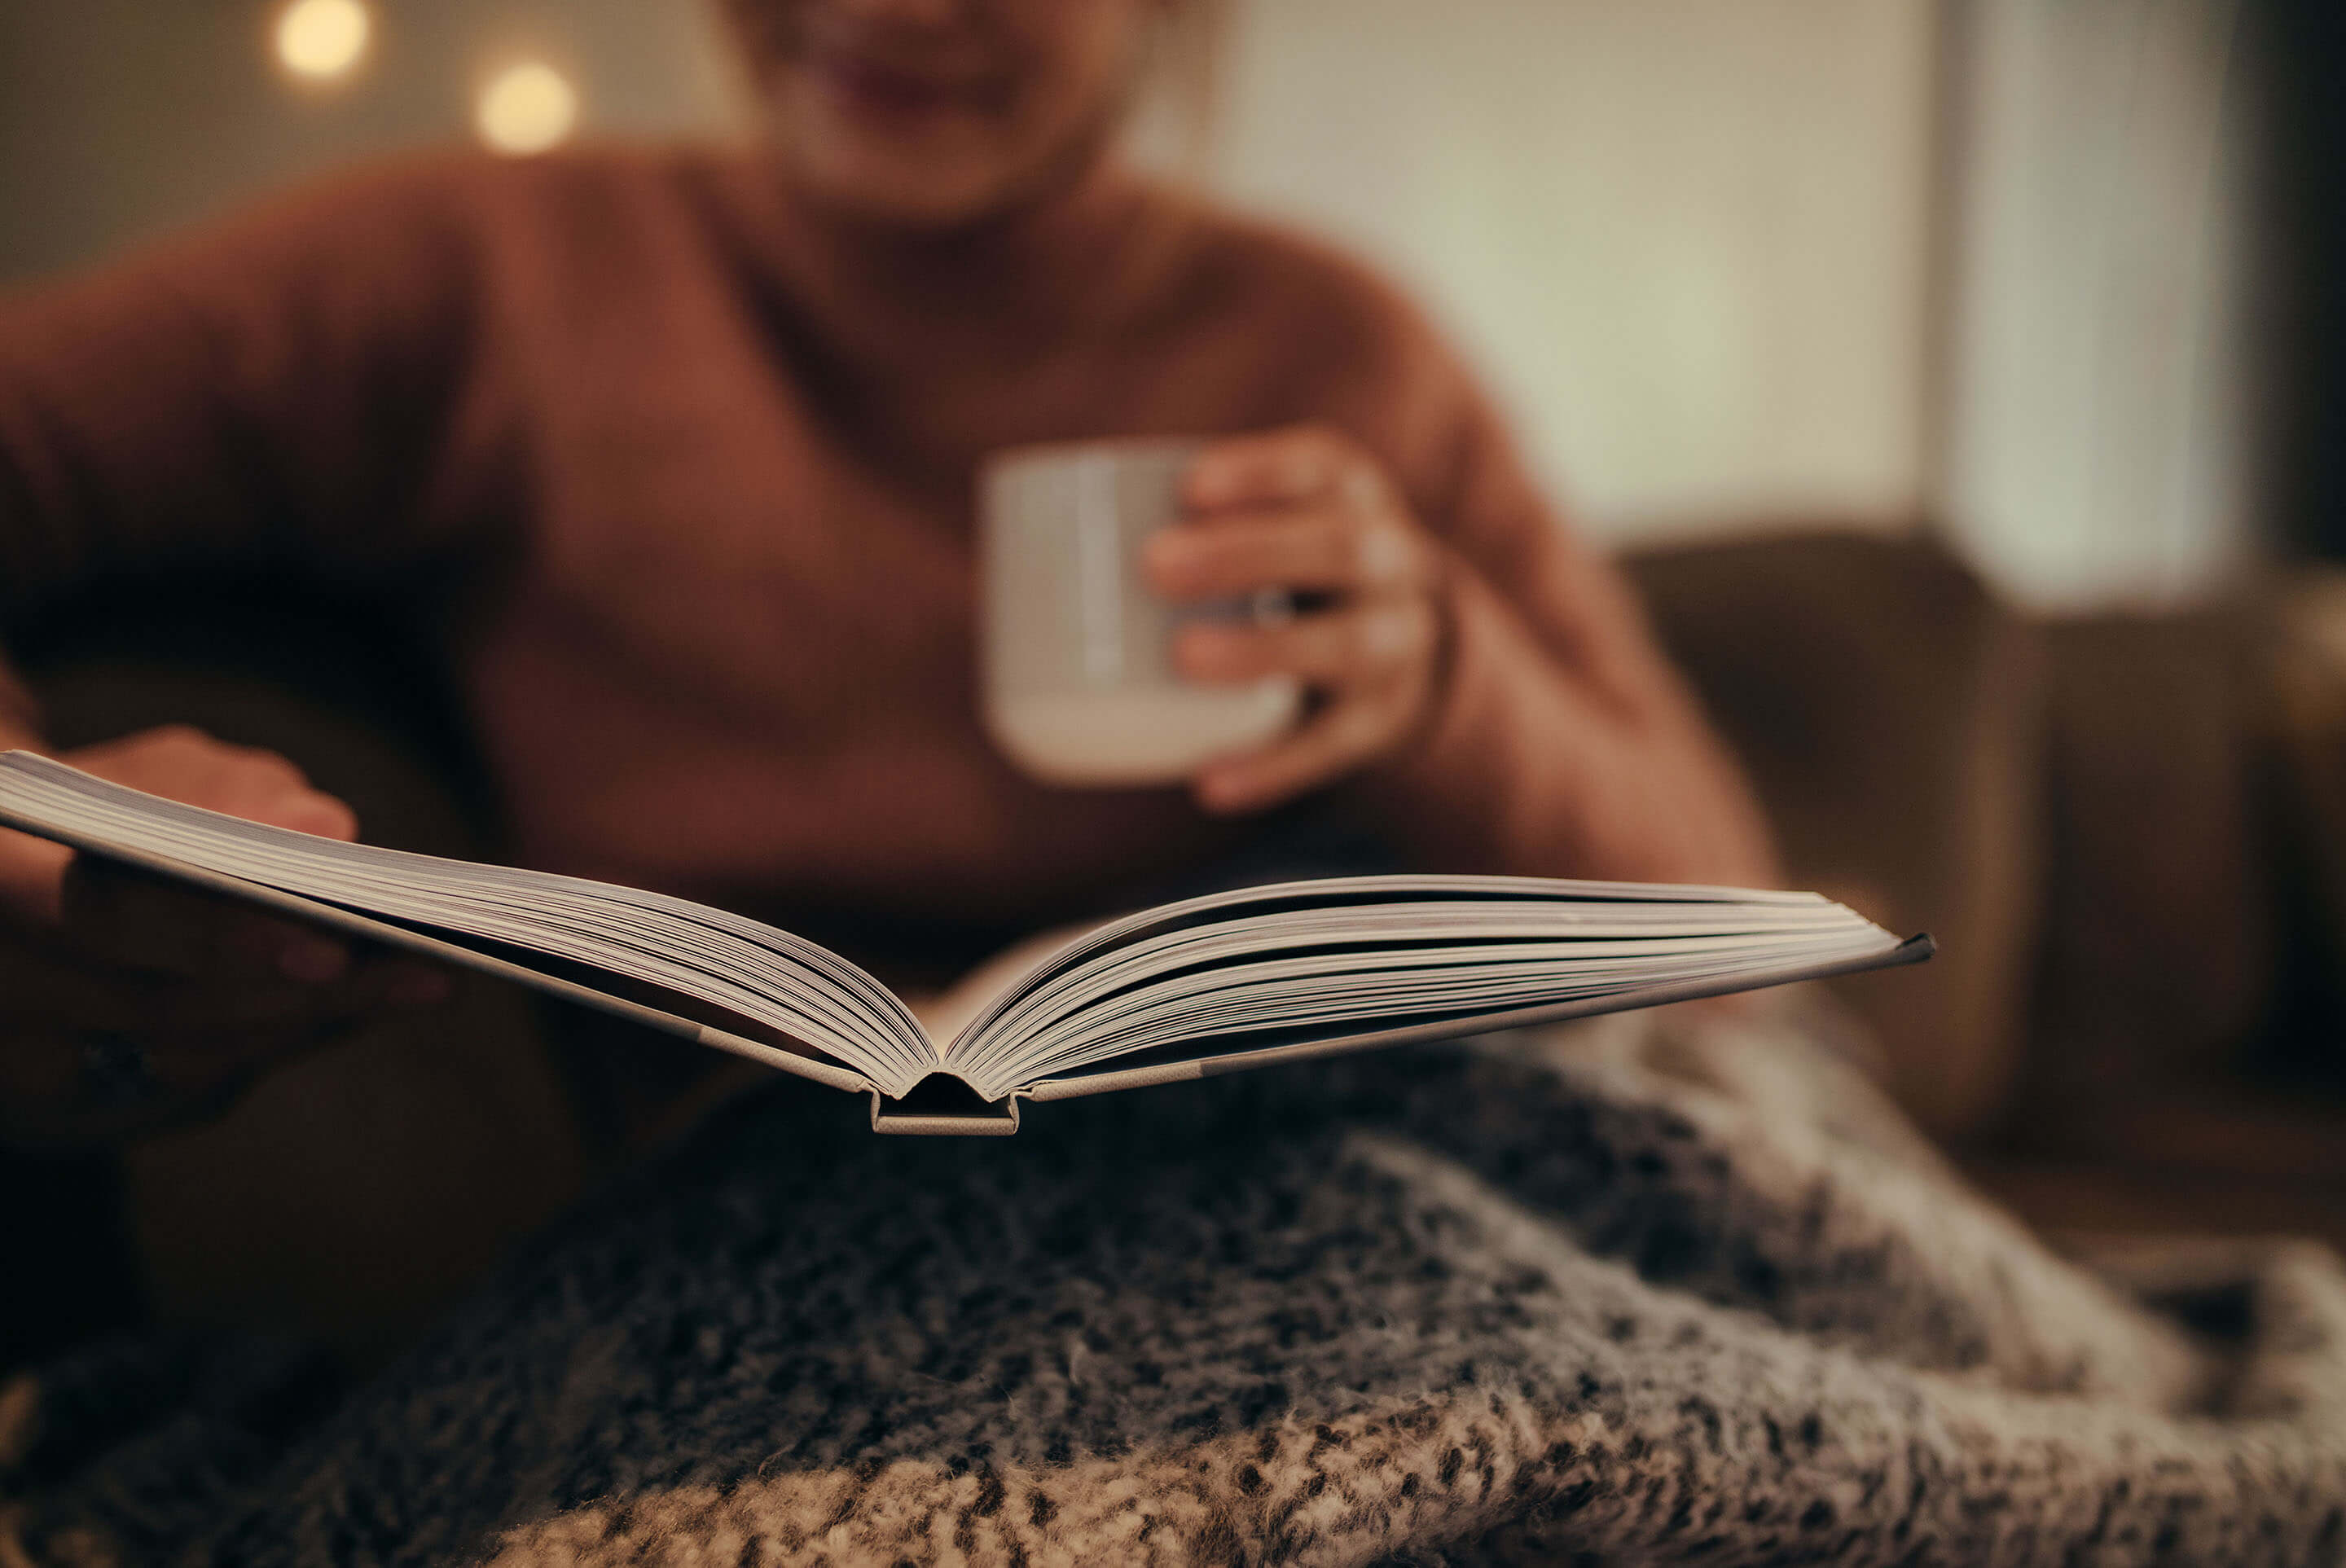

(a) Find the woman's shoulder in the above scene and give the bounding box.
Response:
[0,145,752,390]
[1148,189,1464,381]
[131,145,719,277]
[1136,183,1492,487]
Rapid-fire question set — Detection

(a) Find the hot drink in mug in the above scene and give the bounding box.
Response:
[980,439,1301,786]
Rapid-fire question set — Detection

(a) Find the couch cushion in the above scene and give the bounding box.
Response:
[1628,529,2046,1139]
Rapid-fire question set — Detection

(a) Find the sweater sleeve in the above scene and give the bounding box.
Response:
[1344,346,1780,888]
[0,158,494,739]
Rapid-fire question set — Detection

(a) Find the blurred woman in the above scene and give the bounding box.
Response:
[0,0,1773,1307]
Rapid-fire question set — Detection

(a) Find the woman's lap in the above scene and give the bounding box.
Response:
[15,1008,2344,1566]
[11,658,2346,1565]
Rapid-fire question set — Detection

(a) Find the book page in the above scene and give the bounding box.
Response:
[2,754,1920,1122]
[0,753,938,1096]
[940,876,1906,1100]
[905,920,1096,1048]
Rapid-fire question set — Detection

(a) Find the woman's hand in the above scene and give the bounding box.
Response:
[1144,424,1446,815]
[0,724,450,1148]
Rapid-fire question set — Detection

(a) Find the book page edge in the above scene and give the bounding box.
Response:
[0,804,877,1100]
[1020,932,1935,1105]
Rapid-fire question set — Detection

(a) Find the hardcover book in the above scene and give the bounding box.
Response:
[0,751,1931,1135]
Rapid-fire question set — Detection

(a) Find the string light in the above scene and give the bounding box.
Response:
[477,63,580,156]
[275,0,371,83]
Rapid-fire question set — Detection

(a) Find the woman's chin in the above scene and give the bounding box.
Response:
[777,145,1024,231]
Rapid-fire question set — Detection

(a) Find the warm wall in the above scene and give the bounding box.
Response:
[0,0,1940,555]
[1939,0,2260,608]
[0,0,744,285]
[1199,0,1941,543]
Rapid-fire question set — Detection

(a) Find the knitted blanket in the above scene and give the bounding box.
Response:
[7,1005,2345,1566]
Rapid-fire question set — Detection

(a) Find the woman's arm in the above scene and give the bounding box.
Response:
[1354,389,1781,887]
[1148,362,1778,889]
[0,156,488,619]
[0,160,487,1143]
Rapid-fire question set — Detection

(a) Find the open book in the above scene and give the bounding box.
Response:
[0,752,1930,1135]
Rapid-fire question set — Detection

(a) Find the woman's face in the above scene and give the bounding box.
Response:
[723,0,1160,227]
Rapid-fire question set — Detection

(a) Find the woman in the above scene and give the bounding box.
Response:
[13,11,2337,1566]
[0,0,1769,1233]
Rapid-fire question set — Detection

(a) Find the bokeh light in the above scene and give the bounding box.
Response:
[274,0,371,83]
[476,63,580,156]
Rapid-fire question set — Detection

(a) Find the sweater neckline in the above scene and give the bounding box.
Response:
[696,147,1198,362]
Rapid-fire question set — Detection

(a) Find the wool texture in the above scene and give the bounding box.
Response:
[5,1005,2344,1566]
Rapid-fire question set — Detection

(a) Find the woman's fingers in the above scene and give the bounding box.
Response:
[2,927,441,1039]
[1146,503,1424,600]
[0,951,452,1149]
[68,727,360,841]
[1175,599,1437,687]
[0,937,167,1030]
[59,863,455,1013]
[1157,424,1422,601]
[0,826,72,925]
[1158,424,1450,814]
[2,726,358,932]
[1194,687,1418,815]
[62,859,350,985]
[0,725,423,1148]
[2,1021,319,1148]
[1182,423,1371,512]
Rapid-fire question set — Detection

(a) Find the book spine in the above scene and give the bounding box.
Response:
[867,1088,1023,1136]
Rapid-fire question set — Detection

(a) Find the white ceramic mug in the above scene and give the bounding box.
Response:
[980,438,1301,786]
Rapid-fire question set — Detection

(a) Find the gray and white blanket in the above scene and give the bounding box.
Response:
[7,1006,2344,1566]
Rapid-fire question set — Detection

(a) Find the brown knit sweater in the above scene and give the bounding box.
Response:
[0,147,1768,968]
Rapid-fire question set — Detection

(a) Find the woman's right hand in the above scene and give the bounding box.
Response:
[0,724,450,1148]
